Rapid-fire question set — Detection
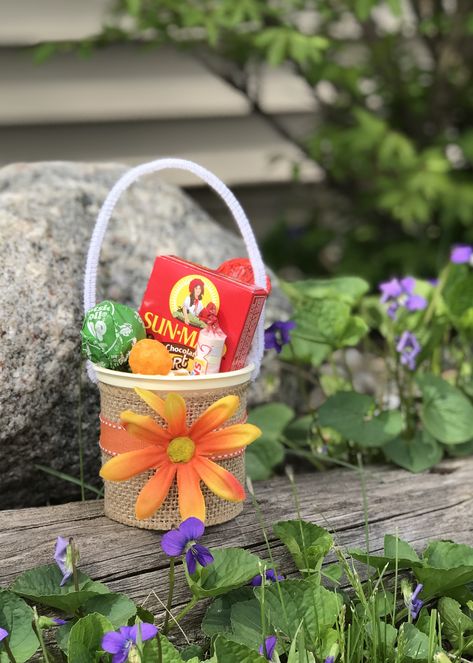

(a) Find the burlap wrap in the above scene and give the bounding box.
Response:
[98,379,249,530]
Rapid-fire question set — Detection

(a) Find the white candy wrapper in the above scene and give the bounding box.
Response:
[192,326,226,375]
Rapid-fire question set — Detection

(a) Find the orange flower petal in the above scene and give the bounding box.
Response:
[164,393,187,437]
[198,423,262,455]
[120,411,170,446]
[99,447,164,481]
[135,464,177,520]
[194,457,245,502]
[189,396,240,441]
[177,464,206,522]
[134,388,166,421]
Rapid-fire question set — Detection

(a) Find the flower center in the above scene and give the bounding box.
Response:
[167,436,195,463]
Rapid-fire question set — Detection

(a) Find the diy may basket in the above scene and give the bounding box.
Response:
[83,158,267,530]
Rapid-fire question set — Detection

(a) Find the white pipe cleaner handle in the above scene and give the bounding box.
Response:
[83,158,267,381]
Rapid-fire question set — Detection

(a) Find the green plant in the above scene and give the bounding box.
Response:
[4,509,473,661]
[250,250,473,477]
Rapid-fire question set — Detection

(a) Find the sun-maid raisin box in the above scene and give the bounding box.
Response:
[139,256,268,373]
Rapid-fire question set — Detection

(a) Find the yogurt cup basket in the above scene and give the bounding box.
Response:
[83,158,267,530]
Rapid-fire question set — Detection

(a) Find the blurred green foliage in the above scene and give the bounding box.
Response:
[44,0,473,280]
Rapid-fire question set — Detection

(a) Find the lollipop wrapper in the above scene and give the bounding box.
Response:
[81,300,146,369]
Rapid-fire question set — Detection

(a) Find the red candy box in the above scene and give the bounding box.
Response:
[139,256,268,373]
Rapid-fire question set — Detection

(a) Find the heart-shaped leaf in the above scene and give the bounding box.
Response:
[11,564,109,612]
[0,591,38,663]
[188,548,261,599]
[417,374,473,444]
[318,391,403,447]
[383,430,443,472]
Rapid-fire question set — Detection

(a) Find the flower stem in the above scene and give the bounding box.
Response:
[156,632,163,663]
[166,597,198,632]
[32,607,51,663]
[162,558,175,635]
[71,540,80,593]
[2,638,17,663]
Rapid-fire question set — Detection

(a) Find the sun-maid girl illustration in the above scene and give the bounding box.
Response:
[182,278,205,325]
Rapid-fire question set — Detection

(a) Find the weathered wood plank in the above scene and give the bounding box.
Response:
[1,458,473,646]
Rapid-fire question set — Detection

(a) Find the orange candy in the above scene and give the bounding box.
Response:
[129,339,173,375]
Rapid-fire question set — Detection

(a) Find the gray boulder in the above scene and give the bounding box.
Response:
[0,162,289,509]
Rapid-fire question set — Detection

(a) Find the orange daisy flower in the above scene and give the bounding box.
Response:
[100,388,261,522]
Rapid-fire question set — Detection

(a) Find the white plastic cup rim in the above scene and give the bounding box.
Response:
[92,362,255,391]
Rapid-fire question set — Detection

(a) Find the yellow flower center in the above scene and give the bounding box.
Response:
[167,436,195,463]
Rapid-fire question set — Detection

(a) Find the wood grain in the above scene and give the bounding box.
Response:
[1,458,473,649]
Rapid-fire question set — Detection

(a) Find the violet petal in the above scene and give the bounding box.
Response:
[161,529,188,557]
[185,548,197,575]
[178,517,205,542]
[192,543,214,568]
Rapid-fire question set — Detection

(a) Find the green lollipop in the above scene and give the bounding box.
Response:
[81,300,146,370]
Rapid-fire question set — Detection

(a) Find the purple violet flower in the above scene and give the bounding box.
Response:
[102,623,157,663]
[409,583,424,620]
[161,517,214,575]
[259,635,277,660]
[54,537,73,587]
[379,277,427,319]
[264,320,296,353]
[0,628,8,642]
[324,658,336,663]
[53,618,67,626]
[250,569,285,586]
[396,331,421,370]
[450,244,473,265]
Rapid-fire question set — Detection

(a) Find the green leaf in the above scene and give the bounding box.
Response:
[384,535,421,563]
[280,334,331,368]
[320,374,351,397]
[284,415,314,447]
[417,540,473,598]
[202,587,255,640]
[443,269,473,330]
[11,564,109,612]
[0,591,38,663]
[318,391,403,447]
[245,409,292,478]
[68,613,114,663]
[400,623,431,659]
[273,520,333,574]
[448,438,473,457]
[189,548,261,599]
[246,403,293,480]
[322,563,343,585]
[354,0,376,20]
[383,430,443,472]
[230,599,263,649]
[337,316,369,347]
[290,299,351,345]
[281,277,369,306]
[438,597,473,647]
[141,634,184,662]
[366,619,398,651]
[180,644,204,661]
[83,592,136,628]
[349,534,422,571]
[247,403,294,438]
[417,374,473,444]
[214,636,262,663]
[259,577,342,641]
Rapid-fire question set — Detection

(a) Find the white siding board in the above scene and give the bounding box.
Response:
[0,115,319,186]
[0,0,109,44]
[0,47,250,125]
